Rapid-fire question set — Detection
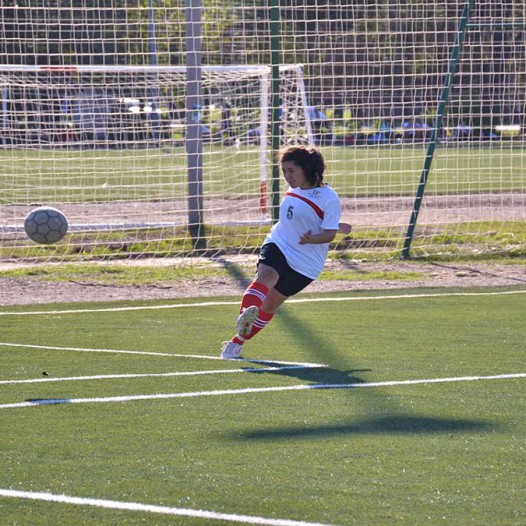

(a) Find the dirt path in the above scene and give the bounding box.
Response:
[0,259,524,306]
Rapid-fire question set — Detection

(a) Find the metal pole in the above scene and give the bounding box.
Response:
[148,0,157,67]
[269,0,281,223]
[259,72,269,214]
[186,0,206,250]
[148,0,160,143]
[1,84,8,147]
[402,0,474,259]
[296,65,314,144]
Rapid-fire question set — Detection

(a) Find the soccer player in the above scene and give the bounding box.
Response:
[221,144,349,359]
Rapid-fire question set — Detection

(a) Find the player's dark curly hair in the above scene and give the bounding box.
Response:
[277,144,326,187]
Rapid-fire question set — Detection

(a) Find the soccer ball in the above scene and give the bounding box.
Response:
[24,206,69,245]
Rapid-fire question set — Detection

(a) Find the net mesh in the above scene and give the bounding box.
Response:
[0,1,525,261]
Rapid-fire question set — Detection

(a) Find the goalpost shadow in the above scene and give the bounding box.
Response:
[226,415,499,440]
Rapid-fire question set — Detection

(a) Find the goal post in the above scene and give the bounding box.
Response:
[402,0,474,259]
[185,0,205,250]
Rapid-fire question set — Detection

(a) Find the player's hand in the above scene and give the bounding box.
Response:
[299,230,313,244]
[338,222,352,234]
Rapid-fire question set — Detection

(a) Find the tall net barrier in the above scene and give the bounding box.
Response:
[0,1,525,262]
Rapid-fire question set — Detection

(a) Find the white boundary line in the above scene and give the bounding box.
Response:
[1,372,524,410]
[0,289,524,316]
[0,299,234,316]
[0,342,324,368]
[0,341,220,359]
[0,364,318,386]
[0,488,337,526]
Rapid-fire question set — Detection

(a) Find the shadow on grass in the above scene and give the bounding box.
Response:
[25,398,70,406]
[242,361,370,385]
[227,300,501,440]
[213,260,502,440]
[267,299,360,374]
[213,257,252,291]
[228,415,498,440]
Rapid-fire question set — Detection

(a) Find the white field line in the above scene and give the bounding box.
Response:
[1,372,524,410]
[0,488,337,526]
[0,342,325,368]
[0,289,524,316]
[0,364,318,386]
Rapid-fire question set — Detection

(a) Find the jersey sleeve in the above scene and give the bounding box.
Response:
[321,194,341,231]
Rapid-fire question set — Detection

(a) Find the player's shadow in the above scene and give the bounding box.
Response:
[227,415,499,440]
[268,299,358,372]
[241,360,369,385]
[213,265,502,440]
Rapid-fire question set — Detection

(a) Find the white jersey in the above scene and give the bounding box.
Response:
[264,184,341,279]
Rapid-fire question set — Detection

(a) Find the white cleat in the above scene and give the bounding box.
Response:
[236,306,259,336]
[220,341,243,360]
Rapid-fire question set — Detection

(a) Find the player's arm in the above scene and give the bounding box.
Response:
[299,228,338,245]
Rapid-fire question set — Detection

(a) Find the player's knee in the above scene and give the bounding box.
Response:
[256,264,280,287]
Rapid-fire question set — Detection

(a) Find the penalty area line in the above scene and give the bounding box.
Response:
[0,488,338,526]
[0,289,524,316]
[0,364,321,386]
[0,372,524,410]
[0,342,324,368]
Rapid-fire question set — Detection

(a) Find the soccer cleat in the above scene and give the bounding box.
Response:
[220,341,243,359]
[236,305,259,336]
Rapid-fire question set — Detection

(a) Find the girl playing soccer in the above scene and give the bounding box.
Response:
[221,144,349,359]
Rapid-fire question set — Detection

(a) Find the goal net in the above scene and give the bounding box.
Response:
[0,64,311,259]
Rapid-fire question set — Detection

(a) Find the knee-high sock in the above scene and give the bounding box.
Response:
[231,310,274,345]
[240,280,268,312]
[243,309,274,341]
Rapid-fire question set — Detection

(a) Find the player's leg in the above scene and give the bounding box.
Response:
[221,261,280,359]
[236,241,286,337]
[241,266,313,344]
[221,256,313,359]
[238,288,287,342]
[220,288,286,359]
[236,263,278,336]
[239,265,277,311]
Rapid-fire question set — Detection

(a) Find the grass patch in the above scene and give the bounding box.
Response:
[2,145,525,202]
[0,289,524,524]
[0,262,242,286]
[319,269,423,282]
[0,261,425,286]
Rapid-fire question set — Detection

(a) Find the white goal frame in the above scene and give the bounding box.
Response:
[0,63,312,227]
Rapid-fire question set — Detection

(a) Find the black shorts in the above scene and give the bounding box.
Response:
[258,242,313,297]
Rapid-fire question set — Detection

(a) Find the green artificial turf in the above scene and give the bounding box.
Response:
[0,287,525,524]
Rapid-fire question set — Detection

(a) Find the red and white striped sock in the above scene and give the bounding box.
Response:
[243,310,274,341]
[240,280,268,313]
[230,310,274,346]
[229,282,271,347]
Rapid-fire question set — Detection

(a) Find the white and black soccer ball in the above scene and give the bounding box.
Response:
[24,206,69,245]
